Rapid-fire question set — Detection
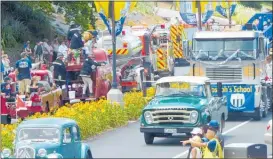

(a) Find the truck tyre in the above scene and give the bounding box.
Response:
[254,107,262,121]
[262,106,268,118]
[86,150,92,159]
[144,133,154,145]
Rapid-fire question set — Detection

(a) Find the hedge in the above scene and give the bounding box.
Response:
[1,88,156,150]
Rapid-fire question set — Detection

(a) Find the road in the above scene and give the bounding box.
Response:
[86,113,272,158]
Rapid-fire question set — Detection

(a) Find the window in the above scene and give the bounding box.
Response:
[72,126,79,141]
[63,128,72,143]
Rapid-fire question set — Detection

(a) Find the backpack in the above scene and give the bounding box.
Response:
[203,138,223,158]
[36,45,43,55]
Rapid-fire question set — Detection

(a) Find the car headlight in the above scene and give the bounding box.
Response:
[1,148,11,158]
[189,111,198,124]
[144,111,153,124]
[47,153,63,158]
[38,148,47,157]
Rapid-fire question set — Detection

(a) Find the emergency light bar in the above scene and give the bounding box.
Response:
[122,30,126,35]
[123,42,128,48]
[160,24,165,29]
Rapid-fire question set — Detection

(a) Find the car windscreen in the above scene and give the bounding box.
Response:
[18,128,60,143]
[155,82,205,97]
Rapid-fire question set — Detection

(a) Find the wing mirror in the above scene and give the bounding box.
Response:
[217,82,223,97]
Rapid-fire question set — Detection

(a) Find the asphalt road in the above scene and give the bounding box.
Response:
[86,113,272,158]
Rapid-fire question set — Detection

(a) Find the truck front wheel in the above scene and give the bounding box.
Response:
[144,133,154,145]
[254,107,262,121]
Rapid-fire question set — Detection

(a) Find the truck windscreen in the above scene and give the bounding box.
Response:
[193,38,256,60]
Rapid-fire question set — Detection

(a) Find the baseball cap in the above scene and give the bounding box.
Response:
[208,120,219,129]
[190,127,202,135]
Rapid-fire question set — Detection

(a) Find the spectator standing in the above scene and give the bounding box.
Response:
[52,40,59,62]
[24,42,32,54]
[2,53,11,77]
[15,52,32,95]
[34,41,44,62]
[58,41,69,59]
[42,39,51,64]
[23,41,30,50]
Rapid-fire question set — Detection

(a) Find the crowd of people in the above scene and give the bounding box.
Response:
[181,120,224,158]
[0,23,104,99]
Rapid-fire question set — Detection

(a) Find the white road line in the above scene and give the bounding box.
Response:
[172,119,253,158]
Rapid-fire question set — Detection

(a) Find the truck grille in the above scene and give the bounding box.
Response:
[16,146,35,158]
[151,109,192,124]
[206,67,242,80]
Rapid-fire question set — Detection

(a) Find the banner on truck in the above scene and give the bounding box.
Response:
[211,84,255,111]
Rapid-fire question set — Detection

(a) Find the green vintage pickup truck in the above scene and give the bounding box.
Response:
[140,76,228,144]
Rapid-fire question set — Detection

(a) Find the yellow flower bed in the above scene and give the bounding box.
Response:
[1,91,150,151]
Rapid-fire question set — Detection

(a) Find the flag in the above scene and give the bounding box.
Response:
[179,1,214,26]
[94,1,136,37]
[16,96,27,110]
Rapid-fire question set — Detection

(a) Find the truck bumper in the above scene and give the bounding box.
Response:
[228,110,256,117]
[140,127,194,134]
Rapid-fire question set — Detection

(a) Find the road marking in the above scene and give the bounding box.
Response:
[172,119,253,158]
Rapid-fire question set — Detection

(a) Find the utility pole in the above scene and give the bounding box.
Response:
[227,1,232,28]
[196,0,202,31]
[110,1,117,89]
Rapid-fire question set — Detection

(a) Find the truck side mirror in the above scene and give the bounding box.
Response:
[217,82,223,97]
[183,40,189,58]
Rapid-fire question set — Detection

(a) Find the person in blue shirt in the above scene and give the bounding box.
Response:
[1,61,4,83]
[15,52,32,95]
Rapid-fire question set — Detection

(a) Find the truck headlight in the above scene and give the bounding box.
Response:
[189,111,198,124]
[1,148,11,158]
[144,111,153,124]
[38,148,47,157]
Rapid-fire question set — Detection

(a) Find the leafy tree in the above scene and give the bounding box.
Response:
[54,1,97,30]
[238,2,262,10]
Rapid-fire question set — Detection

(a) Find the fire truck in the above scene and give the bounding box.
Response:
[130,24,174,78]
[97,29,146,92]
[61,48,122,103]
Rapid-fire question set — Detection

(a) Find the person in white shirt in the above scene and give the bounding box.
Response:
[58,41,68,59]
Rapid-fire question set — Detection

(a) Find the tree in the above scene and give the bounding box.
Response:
[54,1,97,30]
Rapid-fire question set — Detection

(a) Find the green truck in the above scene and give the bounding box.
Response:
[140,76,228,144]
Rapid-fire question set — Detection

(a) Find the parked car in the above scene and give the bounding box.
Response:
[264,119,272,145]
[0,118,93,158]
[140,76,228,144]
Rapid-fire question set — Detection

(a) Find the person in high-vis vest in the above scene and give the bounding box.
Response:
[183,126,223,158]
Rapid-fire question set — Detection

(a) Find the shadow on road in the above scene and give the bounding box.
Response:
[152,136,190,146]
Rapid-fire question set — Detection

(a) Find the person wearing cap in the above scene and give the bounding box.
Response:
[208,120,224,149]
[79,53,105,97]
[52,52,67,87]
[184,126,223,158]
[183,128,203,158]
[15,52,32,95]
